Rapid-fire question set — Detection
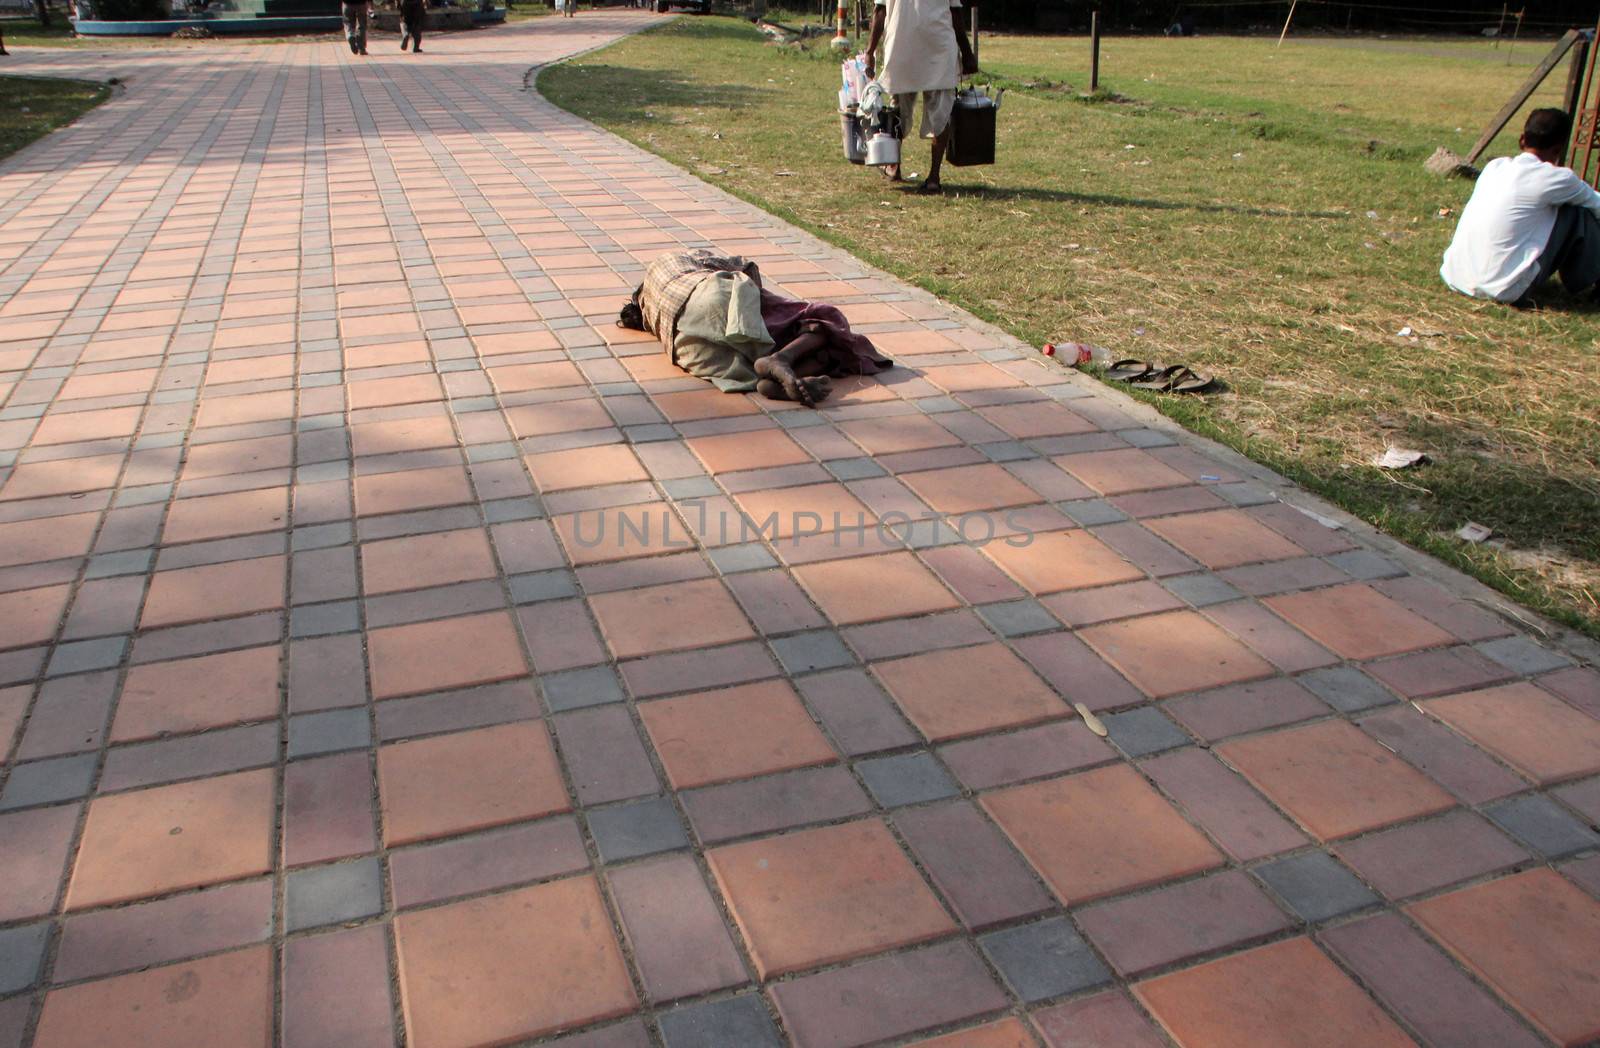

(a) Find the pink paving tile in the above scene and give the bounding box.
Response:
[1145,509,1307,569]
[1077,869,1293,976]
[389,818,589,909]
[792,551,959,625]
[283,753,379,868]
[67,769,276,910]
[0,805,79,922]
[983,764,1224,905]
[638,679,837,788]
[1032,991,1167,1048]
[1408,869,1600,1046]
[139,556,286,629]
[1079,609,1274,699]
[1141,747,1309,861]
[1265,583,1454,660]
[1319,913,1546,1048]
[113,646,281,742]
[378,722,570,846]
[980,529,1144,596]
[707,819,957,979]
[606,854,748,1003]
[1057,448,1190,495]
[874,642,1070,741]
[588,577,754,659]
[1133,938,1415,1048]
[0,511,99,569]
[1335,809,1529,900]
[394,876,637,1047]
[367,610,529,699]
[54,878,272,983]
[1218,719,1457,841]
[282,926,396,1048]
[353,465,475,517]
[33,948,272,1048]
[1422,681,1600,785]
[894,800,1055,930]
[0,453,123,502]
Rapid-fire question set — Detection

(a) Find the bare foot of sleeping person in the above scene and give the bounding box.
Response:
[755,354,819,406]
[754,369,832,406]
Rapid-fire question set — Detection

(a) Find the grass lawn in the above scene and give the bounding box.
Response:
[541,19,1600,637]
[0,73,110,160]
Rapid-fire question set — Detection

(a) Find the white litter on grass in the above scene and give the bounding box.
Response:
[1456,521,1494,544]
[1374,447,1428,469]
[1396,326,1414,337]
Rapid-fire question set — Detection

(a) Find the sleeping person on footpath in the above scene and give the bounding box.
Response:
[618,249,893,407]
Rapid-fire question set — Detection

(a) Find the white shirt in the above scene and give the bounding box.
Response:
[875,0,963,96]
[1440,152,1600,302]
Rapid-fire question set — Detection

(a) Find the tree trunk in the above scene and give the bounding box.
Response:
[752,0,765,18]
[33,0,51,26]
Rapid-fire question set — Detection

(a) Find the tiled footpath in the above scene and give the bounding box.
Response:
[2,13,1600,1048]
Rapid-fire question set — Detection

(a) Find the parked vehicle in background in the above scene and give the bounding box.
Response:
[654,0,709,12]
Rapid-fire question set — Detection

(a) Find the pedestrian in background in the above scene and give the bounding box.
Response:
[342,0,370,54]
[401,0,426,51]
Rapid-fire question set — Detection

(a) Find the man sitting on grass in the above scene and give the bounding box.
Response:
[1441,108,1600,306]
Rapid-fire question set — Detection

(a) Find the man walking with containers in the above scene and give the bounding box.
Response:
[863,0,977,194]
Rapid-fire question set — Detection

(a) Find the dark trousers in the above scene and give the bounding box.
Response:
[1535,204,1600,295]
[401,3,425,48]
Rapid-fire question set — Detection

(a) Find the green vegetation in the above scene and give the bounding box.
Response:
[542,20,1600,636]
[0,74,110,161]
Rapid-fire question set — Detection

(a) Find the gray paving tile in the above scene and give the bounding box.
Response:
[825,457,887,481]
[509,570,577,604]
[770,630,854,674]
[855,752,959,808]
[1162,573,1244,607]
[587,796,689,863]
[978,916,1110,1003]
[542,665,626,712]
[658,994,782,1048]
[1484,794,1600,858]
[1253,851,1378,922]
[1474,636,1574,676]
[0,754,97,810]
[288,709,371,759]
[1059,498,1129,526]
[46,636,128,677]
[708,542,777,574]
[290,600,361,638]
[0,923,50,995]
[1102,707,1190,757]
[976,599,1060,637]
[285,858,383,932]
[1296,665,1394,713]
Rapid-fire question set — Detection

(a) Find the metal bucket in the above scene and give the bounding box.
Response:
[840,108,866,165]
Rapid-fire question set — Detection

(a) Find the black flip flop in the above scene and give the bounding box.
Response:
[1132,364,1216,394]
[1130,364,1184,391]
[1167,365,1217,394]
[1106,359,1156,383]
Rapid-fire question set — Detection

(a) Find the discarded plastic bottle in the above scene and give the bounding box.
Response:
[1043,342,1111,367]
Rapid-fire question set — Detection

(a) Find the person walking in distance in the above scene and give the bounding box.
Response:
[863,0,977,194]
[401,0,426,51]
[341,0,370,54]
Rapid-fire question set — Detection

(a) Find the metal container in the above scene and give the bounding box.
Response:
[866,132,901,167]
[862,106,902,167]
[949,87,1001,167]
[840,108,866,165]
